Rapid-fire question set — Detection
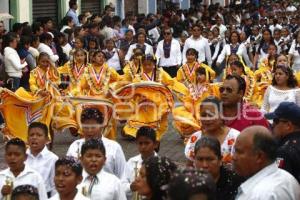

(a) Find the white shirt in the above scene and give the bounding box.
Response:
[148,27,160,43]
[125,43,154,61]
[261,86,300,114]
[235,163,300,200]
[66,137,126,179]
[62,43,72,59]
[185,128,240,161]
[0,165,47,200]
[155,39,182,67]
[48,191,90,200]
[182,36,212,65]
[4,47,24,77]
[37,43,59,64]
[103,48,121,71]
[78,169,126,200]
[289,40,300,72]
[217,43,252,67]
[26,146,58,196]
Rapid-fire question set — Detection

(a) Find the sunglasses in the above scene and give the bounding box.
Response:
[273,118,289,125]
[219,86,233,94]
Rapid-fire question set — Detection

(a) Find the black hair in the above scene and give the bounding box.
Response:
[2,32,18,53]
[5,138,26,154]
[194,136,222,159]
[186,48,199,59]
[74,48,88,64]
[252,132,278,162]
[143,156,177,200]
[55,157,83,176]
[136,126,157,142]
[12,185,39,200]
[272,65,298,88]
[28,122,48,138]
[21,25,33,36]
[201,96,222,113]
[225,74,246,96]
[18,35,32,49]
[81,107,104,124]
[78,14,85,23]
[31,35,40,45]
[230,61,246,75]
[258,28,275,53]
[168,168,216,200]
[69,0,77,8]
[88,36,100,50]
[81,138,106,157]
[62,16,74,26]
[195,67,209,79]
[12,22,23,33]
[32,22,43,34]
[191,23,203,31]
[93,50,107,60]
[39,32,52,43]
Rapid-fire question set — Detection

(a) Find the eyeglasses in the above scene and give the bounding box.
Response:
[273,118,289,125]
[219,86,233,94]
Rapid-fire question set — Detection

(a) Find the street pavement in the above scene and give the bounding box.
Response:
[0,114,186,169]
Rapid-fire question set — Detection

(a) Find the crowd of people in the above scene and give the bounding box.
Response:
[0,0,300,199]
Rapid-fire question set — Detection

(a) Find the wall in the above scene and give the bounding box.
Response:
[0,0,10,30]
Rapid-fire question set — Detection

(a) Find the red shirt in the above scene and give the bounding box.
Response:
[224,103,270,132]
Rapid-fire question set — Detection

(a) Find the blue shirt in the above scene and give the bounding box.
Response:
[66,8,79,26]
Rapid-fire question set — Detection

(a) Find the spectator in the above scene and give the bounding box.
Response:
[233,125,300,199]
[182,24,212,65]
[3,32,25,91]
[265,102,300,183]
[156,27,182,77]
[220,74,269,131]
[38,32,59,64]
[66,0,79,26]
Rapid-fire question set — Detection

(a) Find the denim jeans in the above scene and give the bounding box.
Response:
[8,77,21,91]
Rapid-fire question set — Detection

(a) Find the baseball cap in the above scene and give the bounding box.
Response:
[265,102,300,124]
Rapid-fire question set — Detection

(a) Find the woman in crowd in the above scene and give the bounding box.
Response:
[261,64,300,114]
[185,96,240,166]
[288,31,300,72]
[103,38,124,74]
[216,31,252,68]
[134,156,177,200]
[193,136,244,200]
[253,28,275,69]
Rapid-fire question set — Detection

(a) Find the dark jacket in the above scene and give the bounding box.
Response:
[216,166,244,200]
[277,131,300,183]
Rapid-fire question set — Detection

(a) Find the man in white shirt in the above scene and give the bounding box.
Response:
[155,28,182,77]
[182,24,212,66]
[66,108,126,179]
[233,126,300,200]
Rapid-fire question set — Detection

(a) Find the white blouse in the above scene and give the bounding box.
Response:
[261,85,300,114]
[185,128,240,161]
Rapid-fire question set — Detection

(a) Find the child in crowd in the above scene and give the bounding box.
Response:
[11,185,40,200]
[66,107,126,179]
[25,122,58,198]
[49,157,89,200]
[122,126,158,199]
[0,138,47,200]
[78,139,126,200]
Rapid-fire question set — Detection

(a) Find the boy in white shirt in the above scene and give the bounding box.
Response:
[66,108,126,179]
[122,126,158,199]
[0,138,47,200]
[78,139,127,200]
[49,157,89,200]
[26,122,58,198]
